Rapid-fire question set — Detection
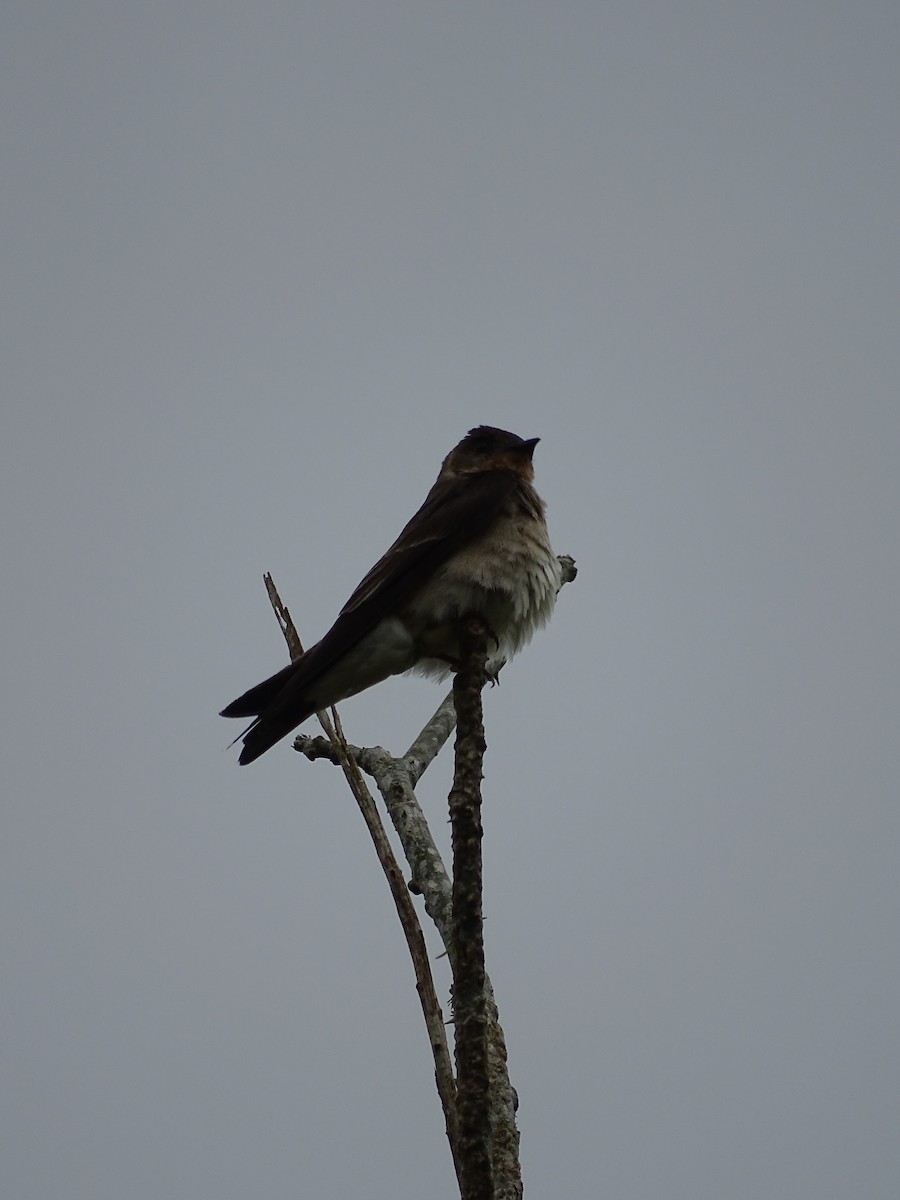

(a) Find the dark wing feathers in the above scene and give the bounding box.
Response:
[340,468,518,615]
[252,469,517,698]
[220,468,519,756]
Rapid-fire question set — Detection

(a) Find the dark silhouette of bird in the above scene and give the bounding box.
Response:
[221,425,562,763]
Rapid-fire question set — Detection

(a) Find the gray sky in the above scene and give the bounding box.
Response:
[3,2,899,1197]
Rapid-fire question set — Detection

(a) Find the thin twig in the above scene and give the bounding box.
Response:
[262,573,461,1186]
[263,573,304,661]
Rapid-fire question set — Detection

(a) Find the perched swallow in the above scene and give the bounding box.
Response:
[221,425,562,764]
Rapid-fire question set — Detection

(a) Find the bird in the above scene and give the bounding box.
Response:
[221,425,562,764]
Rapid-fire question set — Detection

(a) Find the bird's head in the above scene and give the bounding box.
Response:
[441,425,540,481]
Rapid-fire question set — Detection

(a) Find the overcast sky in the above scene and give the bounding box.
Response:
[3,3,899,1197]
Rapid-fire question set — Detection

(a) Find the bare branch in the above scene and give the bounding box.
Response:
[326,709,461,1178]
[294,688,525,1197]
[263,572,304,661]
[449,617,492,1200]
[263,573,461,1185]
[558,553,578,585]
[276,555,576,1199]
[403,691,458,784]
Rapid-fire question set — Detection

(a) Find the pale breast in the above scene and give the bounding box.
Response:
[407,487,562,662]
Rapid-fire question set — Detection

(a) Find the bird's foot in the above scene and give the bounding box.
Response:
[485,661,505,687]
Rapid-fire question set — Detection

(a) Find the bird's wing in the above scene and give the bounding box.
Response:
[291,467,519,681]
[222,467,520,725]
[340,468,516,614]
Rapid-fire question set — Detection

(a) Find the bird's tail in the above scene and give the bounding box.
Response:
[234,707,314,765]
[219,660,299,718]
[220,659,316,765]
